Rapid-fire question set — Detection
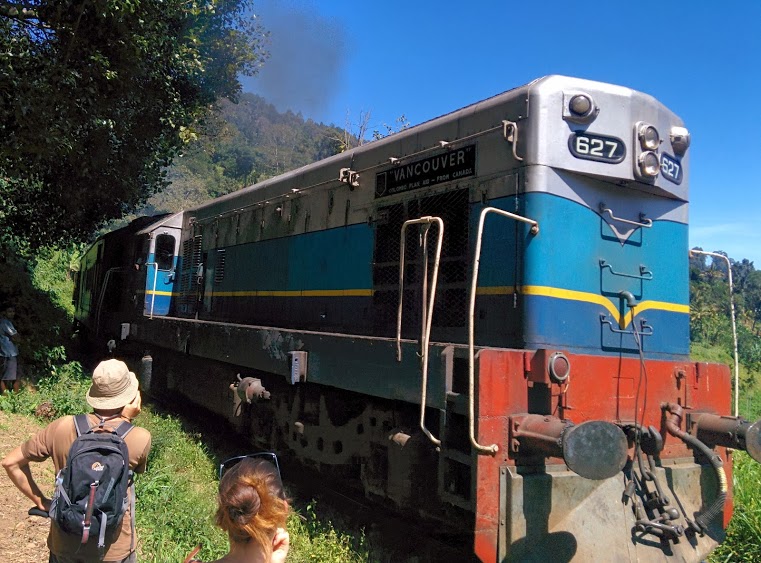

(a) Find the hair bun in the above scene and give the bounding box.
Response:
[227,482,262,526]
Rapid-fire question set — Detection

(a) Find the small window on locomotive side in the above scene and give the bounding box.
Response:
[71,271,81,308]
[155,234,175,270]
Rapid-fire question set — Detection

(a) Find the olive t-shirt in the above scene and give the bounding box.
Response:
[21,413,152,560]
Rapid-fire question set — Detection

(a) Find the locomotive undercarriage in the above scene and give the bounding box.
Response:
[139,345,473,529]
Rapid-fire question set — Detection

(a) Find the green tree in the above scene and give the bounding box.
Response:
[0,0,268,248]
[690,249,761,372]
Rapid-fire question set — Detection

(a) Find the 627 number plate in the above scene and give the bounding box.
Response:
[660,153,683,184]
[568,132,626,164]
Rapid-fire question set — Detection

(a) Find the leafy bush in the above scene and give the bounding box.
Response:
[0,241,80,376]
[30,246,83,319]
[0,361,89,417]
[36,362,91,416]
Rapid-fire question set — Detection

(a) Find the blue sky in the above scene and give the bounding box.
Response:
[242,0,761,266]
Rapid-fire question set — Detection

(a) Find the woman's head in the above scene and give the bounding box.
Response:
[215,458,289,555]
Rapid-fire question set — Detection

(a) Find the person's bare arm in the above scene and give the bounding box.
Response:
[1,446,49,511]
[121,390,142,420]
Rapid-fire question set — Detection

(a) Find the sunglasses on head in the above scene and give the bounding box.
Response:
[219,452,285,499]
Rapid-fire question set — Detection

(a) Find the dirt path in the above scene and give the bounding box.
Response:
[0,411,54,562]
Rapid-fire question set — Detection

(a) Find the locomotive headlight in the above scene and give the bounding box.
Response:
[563,92,598,123]
[670,126,691,155]
[638,151,660,177]
[569,94,593,118]
[638,124,660,150]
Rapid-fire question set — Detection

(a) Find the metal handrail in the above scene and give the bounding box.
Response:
[600,314,653,337]
[599,204,652,228]
[599,260,653,281]
[468,207,539,455]
[502,120,523,162]
[145,261,159,319]
[396,216,444,447]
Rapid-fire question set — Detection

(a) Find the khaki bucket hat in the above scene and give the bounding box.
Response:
[86,359,139,410]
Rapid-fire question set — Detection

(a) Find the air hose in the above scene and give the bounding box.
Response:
[661,402,727,534]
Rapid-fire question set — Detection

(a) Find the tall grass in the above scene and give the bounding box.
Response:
[132,409,372,562]
[0,367,372,562]
[711,452,761,562]
[702,338,761,562]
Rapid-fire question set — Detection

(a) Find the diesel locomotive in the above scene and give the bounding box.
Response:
[73,75,761,562]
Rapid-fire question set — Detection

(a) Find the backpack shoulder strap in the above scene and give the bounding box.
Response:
[73,414,92,437]
[114,420,134,439]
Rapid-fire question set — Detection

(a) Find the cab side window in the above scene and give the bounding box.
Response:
[155,234,176,270]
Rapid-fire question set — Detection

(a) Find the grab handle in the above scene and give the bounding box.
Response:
[600,314,653,337]
[600,260,653,281]
[599,204,652,228]
[397,216,444,448]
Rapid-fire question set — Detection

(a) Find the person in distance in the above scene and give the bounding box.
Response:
[0,303,21,394]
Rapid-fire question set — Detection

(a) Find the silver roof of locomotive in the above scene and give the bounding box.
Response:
[186,75,688,220]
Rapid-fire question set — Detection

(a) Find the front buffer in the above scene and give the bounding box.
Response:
[472,349,757,562]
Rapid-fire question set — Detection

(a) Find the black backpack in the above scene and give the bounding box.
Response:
[50,414,135,555]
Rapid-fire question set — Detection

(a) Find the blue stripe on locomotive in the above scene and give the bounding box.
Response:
[200,190,688,358]
[208,225,374,329]
[217,224,373,292]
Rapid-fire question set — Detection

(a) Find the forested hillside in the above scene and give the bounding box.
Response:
[136,94,348,218]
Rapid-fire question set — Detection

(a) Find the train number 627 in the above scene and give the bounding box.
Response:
[660,153,683,185]
[568,132,626,164]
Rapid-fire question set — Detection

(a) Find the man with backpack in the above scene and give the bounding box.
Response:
[2,359,152,562]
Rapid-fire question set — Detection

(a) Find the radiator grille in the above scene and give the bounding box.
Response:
[214,249,226,284]
[372,189,469,342]
[179,234,203,313]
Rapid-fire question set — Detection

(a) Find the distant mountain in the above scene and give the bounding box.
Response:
[139,93,349,217]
